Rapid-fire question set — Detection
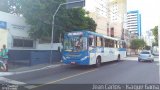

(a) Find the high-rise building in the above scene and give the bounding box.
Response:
[84,0,127,38]
[84,0,108,35]
[127,10,142,39]
[108,0,127,39]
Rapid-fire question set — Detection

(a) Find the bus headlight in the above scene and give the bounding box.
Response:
[81,56,89,61]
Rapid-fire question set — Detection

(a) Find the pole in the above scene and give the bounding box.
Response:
[50,4,62,64]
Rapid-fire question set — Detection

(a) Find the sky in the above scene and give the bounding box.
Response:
[127,0,160,35]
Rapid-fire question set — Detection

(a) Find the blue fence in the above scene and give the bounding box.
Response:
[9,50,61,66]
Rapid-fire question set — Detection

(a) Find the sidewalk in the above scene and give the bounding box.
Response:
[8,62,63,72]
[123,56,138,61]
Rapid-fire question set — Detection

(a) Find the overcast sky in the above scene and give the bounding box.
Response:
[127,0,160,35]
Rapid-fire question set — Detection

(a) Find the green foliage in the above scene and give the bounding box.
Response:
[0,0,21,15]
[130,39,146,50]
[144,45,151,50]
[152,26,158,46]
[19,0,97,42]
[152,42,158,47]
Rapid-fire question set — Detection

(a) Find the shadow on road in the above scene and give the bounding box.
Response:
[66,59,159,70]
[65,60,125,70]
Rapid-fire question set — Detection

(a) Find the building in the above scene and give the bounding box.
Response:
[84,0,127,38]
[0,11,61,65]
[84,0,108,35]
[127,10,142,39]
[108,0,127,39]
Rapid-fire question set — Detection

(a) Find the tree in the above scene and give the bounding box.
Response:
[0,0,21,15]
[130,39,146,54]
[152,26,158,46]
[144,45,151,50]
[19,0,97,42]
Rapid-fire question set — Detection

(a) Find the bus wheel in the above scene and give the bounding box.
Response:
[117,54,121,61]
[95,57,101,68]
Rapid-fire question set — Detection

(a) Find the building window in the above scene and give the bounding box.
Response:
[107,28,109,36]
[111,27,114,37]
[13,38,34,48]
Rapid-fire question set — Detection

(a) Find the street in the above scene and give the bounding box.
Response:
[0,57,159,90]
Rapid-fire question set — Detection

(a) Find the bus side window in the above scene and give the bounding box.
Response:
[89,38,92,46]
[109,40,113,48]
[97,37,102,47]
[100,37,103,47]
[114,41,117,48]
[122,41,126,48]
[105,39,109,47]
[95,36,97,46]
[119,41,122,48]
[89,36,94,46]
[104,39,107,47]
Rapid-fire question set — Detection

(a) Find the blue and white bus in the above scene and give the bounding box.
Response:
[62,30,126,67]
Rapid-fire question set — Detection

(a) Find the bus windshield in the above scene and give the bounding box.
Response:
[63,36,87,52]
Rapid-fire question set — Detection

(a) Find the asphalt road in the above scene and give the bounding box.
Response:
[0,57,159,90]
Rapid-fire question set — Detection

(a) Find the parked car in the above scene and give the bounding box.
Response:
[138,50,154,62]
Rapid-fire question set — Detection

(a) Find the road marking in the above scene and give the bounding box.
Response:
[47,69,97,84]
[30,69,97,89]
[14,64,62,75]
[0,72,14,77]
[0,77,26,84]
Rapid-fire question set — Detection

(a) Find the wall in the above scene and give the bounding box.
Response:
[36,42,62,50]
[9,50,61,65]
[0,29,8,48]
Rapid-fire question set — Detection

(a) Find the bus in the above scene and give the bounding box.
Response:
[62,30,126,67]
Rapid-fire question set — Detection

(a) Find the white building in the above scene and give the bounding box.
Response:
[0,11,62,50]
[0,11,61,65]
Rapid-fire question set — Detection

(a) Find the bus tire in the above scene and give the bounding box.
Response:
[117,54,121,61]
[95,57,101,68]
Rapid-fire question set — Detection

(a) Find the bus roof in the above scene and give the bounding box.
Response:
[65,30,121,41]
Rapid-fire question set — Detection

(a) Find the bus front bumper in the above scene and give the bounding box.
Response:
[63,59,89,65]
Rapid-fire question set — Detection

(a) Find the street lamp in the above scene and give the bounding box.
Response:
[50,0,85,63]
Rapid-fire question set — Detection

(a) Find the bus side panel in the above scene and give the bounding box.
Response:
[89,47,119,64]
[118,48,127,58]
[102,48,118,62]
[89,53,97,65]
[89,47,103,65]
